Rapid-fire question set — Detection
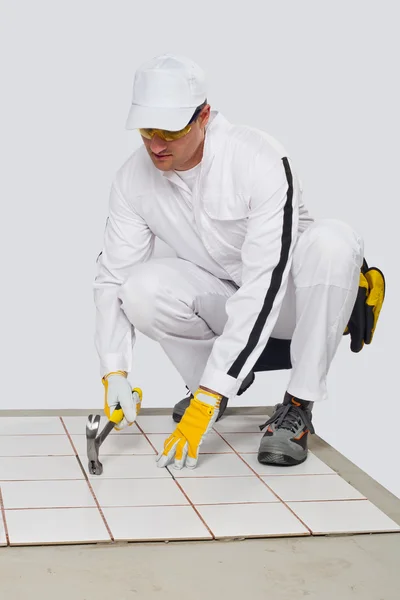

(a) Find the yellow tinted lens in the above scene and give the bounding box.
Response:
[163,125,191,141]
[139,125,191,141]
[139,128,154,139]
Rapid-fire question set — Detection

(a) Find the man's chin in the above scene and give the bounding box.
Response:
[154,163,172,171]
[152,154,173,169]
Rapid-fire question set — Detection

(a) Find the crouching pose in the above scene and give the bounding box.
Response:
[94,54,385,471]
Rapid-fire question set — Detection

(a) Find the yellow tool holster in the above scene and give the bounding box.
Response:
[344,258,386,352]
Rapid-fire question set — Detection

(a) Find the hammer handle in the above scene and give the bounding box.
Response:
[96,402,122,447]
[96,418,116,448]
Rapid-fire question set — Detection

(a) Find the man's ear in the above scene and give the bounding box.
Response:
[200,105,211,129]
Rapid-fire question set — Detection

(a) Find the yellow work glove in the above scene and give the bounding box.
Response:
[102,370,142,431]
[156,389,223,470]
[344,262,385,352]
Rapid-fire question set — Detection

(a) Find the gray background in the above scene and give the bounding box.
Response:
[0,0,398,497]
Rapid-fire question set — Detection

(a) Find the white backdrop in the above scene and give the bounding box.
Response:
[1,0,399,498]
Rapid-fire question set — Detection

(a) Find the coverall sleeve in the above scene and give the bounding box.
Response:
[93,180,155,377]
[199,155,300,398]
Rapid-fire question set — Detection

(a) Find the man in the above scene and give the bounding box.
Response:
[93,53,367,471]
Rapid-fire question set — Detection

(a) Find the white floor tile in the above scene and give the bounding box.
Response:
[71,433,155,457]
[168,453,254,478]
[6,508,111,545]
[219,433,261,453]
[103,505,212,541]
[0,417,64,436]
[288,500,400,535]
[213,415,266,433]
[62,416,103,435]
[197,502,310,538]
[147,432,233,455]
[0,456,84,481]
[263,474,365,502]
[84,454,172,479]
[61,416,140,435]
[91,478,189,507]
[135,415,176,434]
[240,452,335,476]
[1,480,96,509]
[179,476,279,505]
[0,435,74,457]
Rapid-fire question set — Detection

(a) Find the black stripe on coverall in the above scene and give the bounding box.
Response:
[227,156,294,379]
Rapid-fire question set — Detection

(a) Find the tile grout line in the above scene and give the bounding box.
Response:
[135,421,216,540]
[5,504,185,511]
[0,475,257,481]
[0,500,360,511]
[59,417,115,543]
[0,454,157,458]
[1,454,100,458]
[169,476,216,540]
[213,428,313,535]
[0,486,10,546]
[0,434,75,437]
[130,422,160,456]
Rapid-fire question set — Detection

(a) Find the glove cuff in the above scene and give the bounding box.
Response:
[194,388,223,407]
[102,370,128,384]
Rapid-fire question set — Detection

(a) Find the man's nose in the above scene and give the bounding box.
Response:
[150,134,168,152]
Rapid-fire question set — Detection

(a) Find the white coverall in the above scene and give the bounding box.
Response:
[93,110,364,403]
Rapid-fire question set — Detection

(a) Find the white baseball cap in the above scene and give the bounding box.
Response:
[125,53,208,131]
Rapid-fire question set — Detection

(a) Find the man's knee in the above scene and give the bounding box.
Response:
[294,219,364,287]
[311,218,363,255]
[118,262,162,331]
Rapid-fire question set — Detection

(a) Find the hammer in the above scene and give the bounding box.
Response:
[86,411,117,475]
[86,389,142,475]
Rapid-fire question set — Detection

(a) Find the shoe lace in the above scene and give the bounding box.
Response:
[259,403,315,434]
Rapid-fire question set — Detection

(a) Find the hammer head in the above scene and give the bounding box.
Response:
[85,393,141,476]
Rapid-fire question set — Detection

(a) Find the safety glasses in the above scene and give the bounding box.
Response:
[138,103,204,142]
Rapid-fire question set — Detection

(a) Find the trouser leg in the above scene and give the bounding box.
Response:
[285,218,364,402]
[117,218,364,405]
[117,257,237,395]
[257,219,364,466]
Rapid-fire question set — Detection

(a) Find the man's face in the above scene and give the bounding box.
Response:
[141,105,211,172]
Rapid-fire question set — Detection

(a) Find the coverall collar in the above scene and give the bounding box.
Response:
[159,110,229,188]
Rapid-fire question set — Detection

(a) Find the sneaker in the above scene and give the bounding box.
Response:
[258,393,315,466]
[172,371,255,423]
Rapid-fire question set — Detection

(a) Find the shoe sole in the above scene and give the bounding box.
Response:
[258,452,308,466]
